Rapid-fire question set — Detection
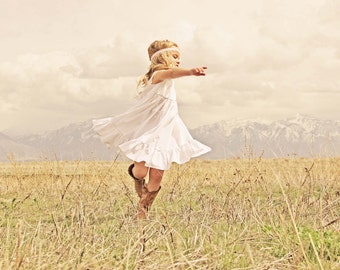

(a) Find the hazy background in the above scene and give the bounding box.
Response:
[1,0,339,134]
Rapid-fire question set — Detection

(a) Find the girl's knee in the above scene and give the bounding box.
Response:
[133,161,148,179]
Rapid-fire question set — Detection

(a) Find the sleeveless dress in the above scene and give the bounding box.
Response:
[92,74,211,170]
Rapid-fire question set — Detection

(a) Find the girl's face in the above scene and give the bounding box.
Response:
[171,52,181,67]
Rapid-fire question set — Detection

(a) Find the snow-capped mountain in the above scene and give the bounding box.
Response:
[191,114,339,158]
[0,114,339,161]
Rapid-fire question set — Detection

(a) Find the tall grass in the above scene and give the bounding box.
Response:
[0,157,339,269]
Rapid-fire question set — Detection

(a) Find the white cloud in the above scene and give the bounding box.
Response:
[0,50,139,132]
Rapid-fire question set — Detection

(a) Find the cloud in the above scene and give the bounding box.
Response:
[76,35,148,79]
[0,50,139,132]
[0,0,339,133]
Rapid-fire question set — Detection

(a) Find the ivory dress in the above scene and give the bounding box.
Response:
[92,74,211,170]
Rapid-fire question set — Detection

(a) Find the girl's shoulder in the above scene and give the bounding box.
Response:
[150,69,171,85]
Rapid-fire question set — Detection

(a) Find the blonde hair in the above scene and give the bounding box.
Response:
[138,40,179,87]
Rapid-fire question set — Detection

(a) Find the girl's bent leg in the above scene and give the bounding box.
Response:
[128,161,148,198]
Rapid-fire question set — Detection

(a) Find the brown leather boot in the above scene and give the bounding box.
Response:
[136,185,161,220]
[128,164,145,198]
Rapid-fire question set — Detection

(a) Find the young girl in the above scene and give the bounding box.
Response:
[93,40,211,219]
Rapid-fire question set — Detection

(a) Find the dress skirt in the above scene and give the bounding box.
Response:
[92,79,210,170]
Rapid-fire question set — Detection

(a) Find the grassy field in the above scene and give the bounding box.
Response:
[0,157,339,269]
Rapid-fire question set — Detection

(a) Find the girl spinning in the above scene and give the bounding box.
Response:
[93,40,211,219]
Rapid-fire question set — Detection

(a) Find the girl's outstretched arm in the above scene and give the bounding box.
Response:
[152,67,207,84]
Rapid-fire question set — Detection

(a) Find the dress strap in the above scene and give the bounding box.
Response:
[148,70,160,84]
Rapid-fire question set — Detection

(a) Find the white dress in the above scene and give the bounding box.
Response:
[92,75,211,170]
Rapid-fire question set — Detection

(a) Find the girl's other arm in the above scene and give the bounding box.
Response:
[152,67,207,84]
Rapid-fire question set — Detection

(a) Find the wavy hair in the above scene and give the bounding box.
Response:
[138,40,179,87]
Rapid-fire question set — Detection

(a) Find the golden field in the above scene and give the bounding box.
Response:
[0,157,339,269]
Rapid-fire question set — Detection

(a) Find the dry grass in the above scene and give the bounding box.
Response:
[0,157,339,269]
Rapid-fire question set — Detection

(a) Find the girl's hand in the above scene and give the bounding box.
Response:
[190,66,207,76]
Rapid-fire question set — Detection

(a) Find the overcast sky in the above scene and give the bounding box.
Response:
[0,0,339,134]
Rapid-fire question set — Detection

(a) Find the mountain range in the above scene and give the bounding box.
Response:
[0,114,339,162]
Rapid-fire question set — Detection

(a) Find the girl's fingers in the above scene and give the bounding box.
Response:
[191,66,207,76]
[199,67,207,75]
